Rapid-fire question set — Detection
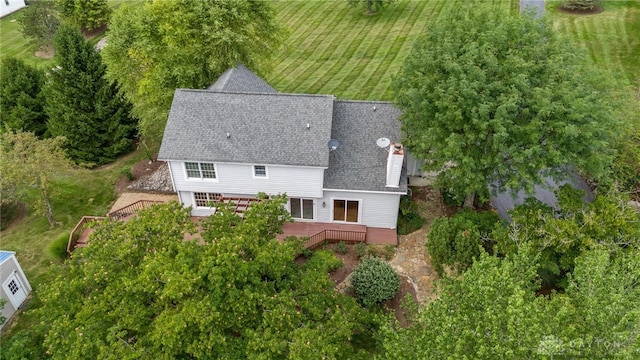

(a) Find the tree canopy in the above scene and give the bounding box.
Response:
[18,0,60,51]
[393,4,619,202]
[44,25,136,166]
[101,0,285,143]
[56,0,111,32]
[0,130,75,226]
[34,198,375,359]
[0,58,48,137]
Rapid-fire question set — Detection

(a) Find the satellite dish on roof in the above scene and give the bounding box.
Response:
[376,137,391,148]
[328,139,340,151]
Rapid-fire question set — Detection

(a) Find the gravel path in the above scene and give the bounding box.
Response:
[390,226,438,304]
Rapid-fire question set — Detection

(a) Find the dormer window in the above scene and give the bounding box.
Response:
[253,165,267,178]
[185,162,216,179]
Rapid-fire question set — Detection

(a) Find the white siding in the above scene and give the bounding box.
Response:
[318,190,401,228]
[0,0,26,18]
[169,161,324,198]
[0,254,31,328]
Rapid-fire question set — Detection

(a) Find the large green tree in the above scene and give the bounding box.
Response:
[0,130,75,226]
[393,4,619,205]
[381,248,640,359]
[18,0,60,51]
[56,0,111,32]
[494,187,640,288]
[101,0,284,143]
[0,58,48,137]
[35,198,374,359]
[44,25,136,166]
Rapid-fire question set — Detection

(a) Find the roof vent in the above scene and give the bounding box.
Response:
[306,123,310,129]
[376,137,390,149]
[226,132,231,139]
[328,139,340,152]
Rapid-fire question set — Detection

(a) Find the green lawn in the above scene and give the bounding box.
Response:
[0,151,146,288]
[548,0,640,86]
[0,0,140,69]
[267,0,518,101]
[0,10,51,68]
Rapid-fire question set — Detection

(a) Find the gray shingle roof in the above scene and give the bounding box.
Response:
[324,101,407,193]
[206,64,277,93]
[158,90,334,167]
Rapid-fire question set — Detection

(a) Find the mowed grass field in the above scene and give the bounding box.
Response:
[548,0,640,87]
[267,0,518,101]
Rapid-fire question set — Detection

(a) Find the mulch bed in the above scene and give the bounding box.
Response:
[115,155,165,194]
[557,5,603,15]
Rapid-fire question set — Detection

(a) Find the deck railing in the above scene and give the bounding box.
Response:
[67,216,106,255]
[107,200,163,220]
[305,229,366,250]
[67,200,164,255]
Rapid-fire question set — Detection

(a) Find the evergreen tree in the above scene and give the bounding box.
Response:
[0,58,48,137]
[44,25,136,166]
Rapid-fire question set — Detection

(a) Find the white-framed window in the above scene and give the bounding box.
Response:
[290,198,314,220]
[185,162,217,180]
[194,192,223,208]
[253,165,267,178]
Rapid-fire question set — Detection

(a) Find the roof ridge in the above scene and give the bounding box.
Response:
[176,89,335,99]
[334,99,394,105]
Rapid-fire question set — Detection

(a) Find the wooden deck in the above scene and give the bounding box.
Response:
[278,222,398,246]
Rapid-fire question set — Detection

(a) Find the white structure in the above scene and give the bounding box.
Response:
[0,0,26,18]
[1,251,31,328]
[158,65,407,233]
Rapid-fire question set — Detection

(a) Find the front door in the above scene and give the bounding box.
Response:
[3,274,27,309]
[333,199,359,223]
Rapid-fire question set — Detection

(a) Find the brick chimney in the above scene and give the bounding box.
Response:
[386,143,404,188]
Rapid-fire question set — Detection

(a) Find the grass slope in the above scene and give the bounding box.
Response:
[268,0,518,101]
[548,0,640,86]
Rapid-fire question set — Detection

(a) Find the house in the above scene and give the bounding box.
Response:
[0,0,26,18]
[0,250,31,329]
[158,65,407,244]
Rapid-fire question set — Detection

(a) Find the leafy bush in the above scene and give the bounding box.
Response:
[48,231,71,260]
[302,248,314,259]
[560,0,602,10]
[335,241,348,254]
[355,242,367,259]
[427,213,486,277]
[384,245,395,260]
[2,329,46,360]
[305,249,343,273]
[397,195,425,235]
[121,167,134,181]
[351,257,400,307]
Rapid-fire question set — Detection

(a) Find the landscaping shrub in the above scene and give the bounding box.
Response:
[121,167,134,181]
[305,249,343,273]
[48,231,71,260]
[302,248,314,259]
[355,242,367,259]
[560,0,602,11]
[384,245,395,261]
[397,195,424,235]
[335,241,348,254]
[351,257,400,307]
[427,213,485,277]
